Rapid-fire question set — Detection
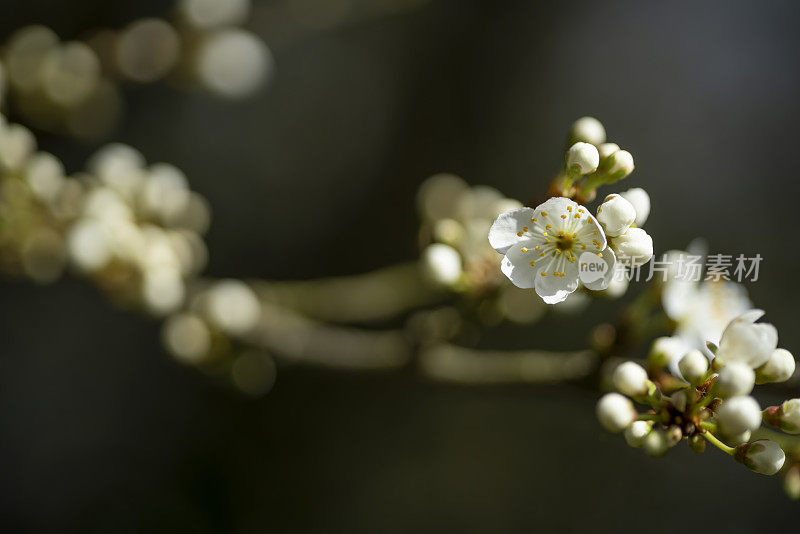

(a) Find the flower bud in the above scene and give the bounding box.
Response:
[648,336,686,370]
[619,187,650,227]
[678,349,708,385]
[725,430,752,446]
[422,243,462,286]
[715,361,755,398]
[624,420,652,447]
[604,149,634,180]
[613,361,649,397]
[688,434,706,453]
[763,399,800,434]
[569,116,605,145]
[642,429,669,457]
[566,142,599,175]
[755,348,795,384]
[597,143,619,160]
[784,465,800,500]
[717,395,763,435]
[610,228,653,267]
[596,194,636,237]
[735,440,785,476]
[596,392,636,433]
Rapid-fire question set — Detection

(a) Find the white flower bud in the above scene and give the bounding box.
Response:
[764,399,800,434]
[597,142,619,160]
[715,361,755,397]
[619,187,650,227]
[610,227,653,267]
[678,349,708,385]
[648,336,686,370]
[755,348,795,384]
[605,149,634,180]
[566,142,599,175]
[422,243,462,286]
[596,194,636,237]
[569,116,606,145]
[717,395,763,435]
[642,429,669,457]
[735,440,785,476]
[781,399,800,433]
[725,430,752,446]
[613,361,649,397]
[596,392,636,433]
[624,420,652,447]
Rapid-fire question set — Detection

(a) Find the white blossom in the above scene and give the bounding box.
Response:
[488,197,615,304]
[613,361,649,397]
[717,395,762,435]
[609,227,653,267]
[596,392,636,433]
[755,348,795,384]
[661,248,751,373]
[596,194,636,237]
[619,187,650,227]
[737,440,785,476]
[715,310,778,368]
[715,361,755,397]
[566,142,599,175]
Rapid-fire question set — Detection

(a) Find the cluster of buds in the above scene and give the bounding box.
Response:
[598,309,798,486]
[553,117,636,203]
[417,173,520,291]
[1,0,271,138]
[485,119,653,304]
[0,113,210,317]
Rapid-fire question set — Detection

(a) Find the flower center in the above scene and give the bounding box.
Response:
[556,235,574,251]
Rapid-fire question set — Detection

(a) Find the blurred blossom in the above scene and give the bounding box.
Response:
[194,29,273,98]
[0,122,36,172]
[5,25,59,92]
[23,152,65,204]
[116,19,181,83]
[179,0,252,30]
[142,265,185,315]
[64,79,124,139]
[162,312,212,364]
[21,228,66,283]
[67,218,114,272]
[39,41,100,107]
[203,279,262,335]
[231,351,277,396]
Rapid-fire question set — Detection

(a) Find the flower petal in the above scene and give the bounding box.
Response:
[535,260,579,304]
[717,310,778,368]
[500,241,539,288]
[582,247,617,291]
[488,207,536,254]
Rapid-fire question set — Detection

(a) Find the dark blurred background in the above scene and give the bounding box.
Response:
[1,0,799,531]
